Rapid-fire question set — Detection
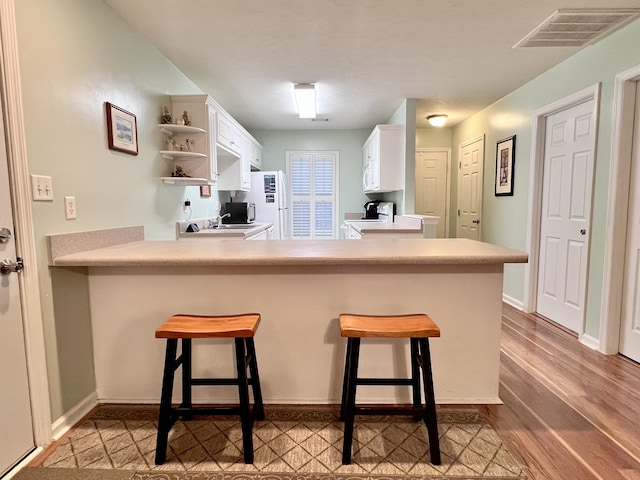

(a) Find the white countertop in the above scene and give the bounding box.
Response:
[51,238,528,267]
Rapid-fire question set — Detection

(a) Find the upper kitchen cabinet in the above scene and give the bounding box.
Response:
[162,94,260,191]
[161,95,218,185]
[362,124,405,193]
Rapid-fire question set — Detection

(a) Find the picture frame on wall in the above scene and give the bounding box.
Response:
[105,102,138,155]
[200,185,211,197]
[495,135,515,196]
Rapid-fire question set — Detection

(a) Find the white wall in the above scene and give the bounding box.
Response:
[15,0,213,419]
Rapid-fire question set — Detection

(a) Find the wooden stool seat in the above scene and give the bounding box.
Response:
[154,313,264,465]
[340,313,440,338]
[339,313,441,466]
[156,313,260,338]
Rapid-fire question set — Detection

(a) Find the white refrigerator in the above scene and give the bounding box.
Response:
[247,171,290,239]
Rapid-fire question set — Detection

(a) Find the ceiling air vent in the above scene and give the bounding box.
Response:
[514,9,640,48]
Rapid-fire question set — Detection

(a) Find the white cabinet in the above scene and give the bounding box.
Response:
[250,139,262,171]
[160,95,218,185]
[347,224,362,239]
[362,124,405,193]
[217,112,242,156]
[164,95,261,191]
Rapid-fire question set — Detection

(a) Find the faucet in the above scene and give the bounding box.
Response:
[216,213,231,227]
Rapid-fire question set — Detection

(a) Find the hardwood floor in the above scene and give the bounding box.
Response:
[479,303,640,480]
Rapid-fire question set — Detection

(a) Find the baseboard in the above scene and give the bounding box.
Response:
[580,332,600,351]
[3,447,44,479]
[51,391,98,440]
[502,293,524,310]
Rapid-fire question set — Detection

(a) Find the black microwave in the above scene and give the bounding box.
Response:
[223,202,256,224]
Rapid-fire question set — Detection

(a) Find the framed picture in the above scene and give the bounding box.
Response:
[105,102,138,155]
[495,135,516,196]
[199,185,211,197]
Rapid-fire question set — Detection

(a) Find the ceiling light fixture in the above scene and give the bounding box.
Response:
[427,114,448,127]
[294,83,316,119]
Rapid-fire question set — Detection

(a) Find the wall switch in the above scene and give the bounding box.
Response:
[64,196,77,220]
[31,174,53,201]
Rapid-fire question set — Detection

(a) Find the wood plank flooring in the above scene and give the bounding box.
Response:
[480,303,640,480]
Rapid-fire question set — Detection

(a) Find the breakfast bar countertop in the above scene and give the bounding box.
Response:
[50,237,528,268]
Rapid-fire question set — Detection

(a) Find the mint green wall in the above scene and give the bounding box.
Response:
[15,0,210,419]
[451,18,640,338]
[416,128,452,149]
[250,129,371,222]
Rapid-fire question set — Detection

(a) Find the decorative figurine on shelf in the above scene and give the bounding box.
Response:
[171,165,190,177]
[175,116,185,125]
[177,143,188,151]
[182,110,191,126]
[185,138,193,152]
[165,137,174,151]
[161,106,172,124]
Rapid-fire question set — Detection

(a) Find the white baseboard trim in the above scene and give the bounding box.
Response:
[580,333,600,351]
[502,293,524,310]
[51,391,98,441]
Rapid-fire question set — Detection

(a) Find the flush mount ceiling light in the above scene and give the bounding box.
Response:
[427,114,448,127]
[294,83,316,119]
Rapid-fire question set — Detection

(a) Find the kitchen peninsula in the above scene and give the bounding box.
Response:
[49,227,527,405]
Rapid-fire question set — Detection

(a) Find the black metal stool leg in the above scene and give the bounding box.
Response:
[410,338,422,419]
[419,338,441,465]
[246,338,265,420]
[155,338,178,465]
[235,338,254,464]
[340,337,353,420]
[342,337,360,465]
[181,339,193,421]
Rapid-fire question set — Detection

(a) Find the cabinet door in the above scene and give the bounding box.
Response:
[240,135,252,190]
[251,141,262,170]
[217,113,241,154]
[208,108,218,178]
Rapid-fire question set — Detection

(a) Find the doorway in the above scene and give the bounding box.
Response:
[456,136,484,240]
[524,84,600,337]
[415,148,450,238]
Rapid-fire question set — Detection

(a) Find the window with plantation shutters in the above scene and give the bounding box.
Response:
[286,151,339,239]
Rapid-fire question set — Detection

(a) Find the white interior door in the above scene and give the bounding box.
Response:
[536,99,596,333]
[0,100,35,474]
[457,136,484,240]
[620,81,640,363]
[415,149,449,238]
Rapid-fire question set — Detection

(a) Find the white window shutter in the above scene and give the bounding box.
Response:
[287,152,339,239]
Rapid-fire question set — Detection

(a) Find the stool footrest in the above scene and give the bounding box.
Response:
[354,405,428,416]
[190,378,259,387]
[356,378,414,386]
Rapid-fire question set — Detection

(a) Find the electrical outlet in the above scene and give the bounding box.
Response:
[64,196,77,220]
[31,174,53,201]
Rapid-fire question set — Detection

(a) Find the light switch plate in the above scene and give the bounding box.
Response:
[31,174,53,201]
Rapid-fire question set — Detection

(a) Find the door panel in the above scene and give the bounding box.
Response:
[457,137,484,240]
[536,99,595,333]
[414,149,448,238]
[0,95,34,475]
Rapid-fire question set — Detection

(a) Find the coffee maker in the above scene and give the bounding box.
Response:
[363,200,381,219]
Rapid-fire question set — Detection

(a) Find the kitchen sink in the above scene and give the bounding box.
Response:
[210,224,254,229]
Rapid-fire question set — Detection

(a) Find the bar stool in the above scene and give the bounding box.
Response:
[339,313,441,465]
[154,313,264,465]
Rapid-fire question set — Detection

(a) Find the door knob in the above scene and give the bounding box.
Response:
[580,229,586,235]
[472,219,480,224]
[0,227,11,243]
[1,257,24,275]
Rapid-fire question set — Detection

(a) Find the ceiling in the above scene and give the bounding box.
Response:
[105,0,640,131]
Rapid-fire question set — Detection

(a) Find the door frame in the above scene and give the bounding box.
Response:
[523,84,601,342]
[0,0,51,448]
[600,63,640,354]
[415,147,451,237]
